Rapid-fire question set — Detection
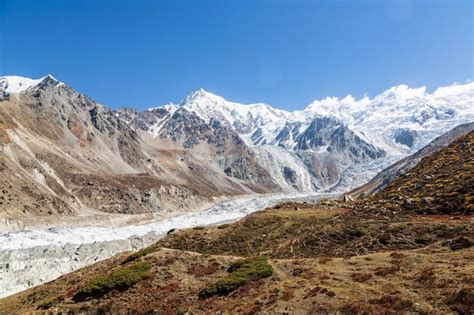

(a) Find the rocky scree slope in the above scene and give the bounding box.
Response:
[0,76,278,223]
[3,130,473,314]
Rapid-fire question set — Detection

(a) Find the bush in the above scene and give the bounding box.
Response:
[193,226,206,230]
[447,287,474,314]
[273,202,287,209]
[351,272,373,282]
[198,256,273,299]
[75,261,152,300]
[217,224,230,230]
[36,297,63,310]
[122,244,156,264]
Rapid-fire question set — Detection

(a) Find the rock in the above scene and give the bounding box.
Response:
[167,228,176,235]
[446,237,473,251]
[422,197,434,203]
[394,128,417,147]
[343,195,354,202]
[393,195,402,201]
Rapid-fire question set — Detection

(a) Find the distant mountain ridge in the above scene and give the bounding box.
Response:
[116,80,474,192]
[0,74,473,221]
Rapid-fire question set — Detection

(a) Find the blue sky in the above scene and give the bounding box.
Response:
[0,0,472,110]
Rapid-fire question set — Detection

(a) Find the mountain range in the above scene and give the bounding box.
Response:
[0,75,473,225]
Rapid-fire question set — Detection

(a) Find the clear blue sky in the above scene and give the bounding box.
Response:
[1,0,472,110]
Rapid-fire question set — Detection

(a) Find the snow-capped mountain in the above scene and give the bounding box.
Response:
[175,88,293,145]
[116,81,473,192]
[0,75,63,98]
[0,75,281,224]
[172,83,474,155]
[305,84,474,155]
[2,74,473,197]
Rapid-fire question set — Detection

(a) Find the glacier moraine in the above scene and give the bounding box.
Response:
[0,193,330,298]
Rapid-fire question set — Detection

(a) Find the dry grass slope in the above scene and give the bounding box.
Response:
[0,133,473,314]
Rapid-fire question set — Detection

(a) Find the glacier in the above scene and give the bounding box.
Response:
[0,192,330,298]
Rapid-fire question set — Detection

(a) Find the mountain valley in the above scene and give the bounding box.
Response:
[2,128,472,314]
[0,75,473,306]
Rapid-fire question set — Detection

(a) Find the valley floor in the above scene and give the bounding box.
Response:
[0,192,328,298]
[1,203,472,314]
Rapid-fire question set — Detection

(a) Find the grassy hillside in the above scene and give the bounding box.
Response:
[1,133,473,314]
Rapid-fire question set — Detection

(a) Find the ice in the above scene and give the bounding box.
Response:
[0,192,330,298]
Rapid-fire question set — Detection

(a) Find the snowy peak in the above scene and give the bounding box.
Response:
[304,82,473,116]
[302,82,474,152]
[36,74,63,90]
[175,88,294,145]
[372,85,427,103]
[140,81,473,153]
[180,88,222,105]
[0,74,63,95]
[0,76,43,94]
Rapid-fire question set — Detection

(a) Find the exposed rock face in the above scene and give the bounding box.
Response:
[351,122,474,196]
[1,75,473,220]
[294,117,384,161]
[117,86,472,193]
[0,79,9,101]
[283,166,297,185]
[394,128,417,147]
[0,77,279,222]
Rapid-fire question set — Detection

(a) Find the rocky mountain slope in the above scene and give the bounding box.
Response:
[1,75,473,225]
[350,122,474,196]
[3,130,472,314]
[117,82,474,192]
[0,76,278,227]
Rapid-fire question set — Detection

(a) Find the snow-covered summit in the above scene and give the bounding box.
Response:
[156,82,473,151]
[302,82,474,154]
[304,82,473,122]
[0,74,63,94]
[174,88,292,143]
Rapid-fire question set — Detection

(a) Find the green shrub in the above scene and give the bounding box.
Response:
[36,297,63,310]
[273,202,284,209]
[217,223,230,230]
[193,226,206,230]
[122,244,156,264]
[75,261,152,300]
[198,256,273,299]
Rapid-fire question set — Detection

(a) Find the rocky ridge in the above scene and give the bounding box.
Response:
[117,82,474,192]
[0,76,277,225]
